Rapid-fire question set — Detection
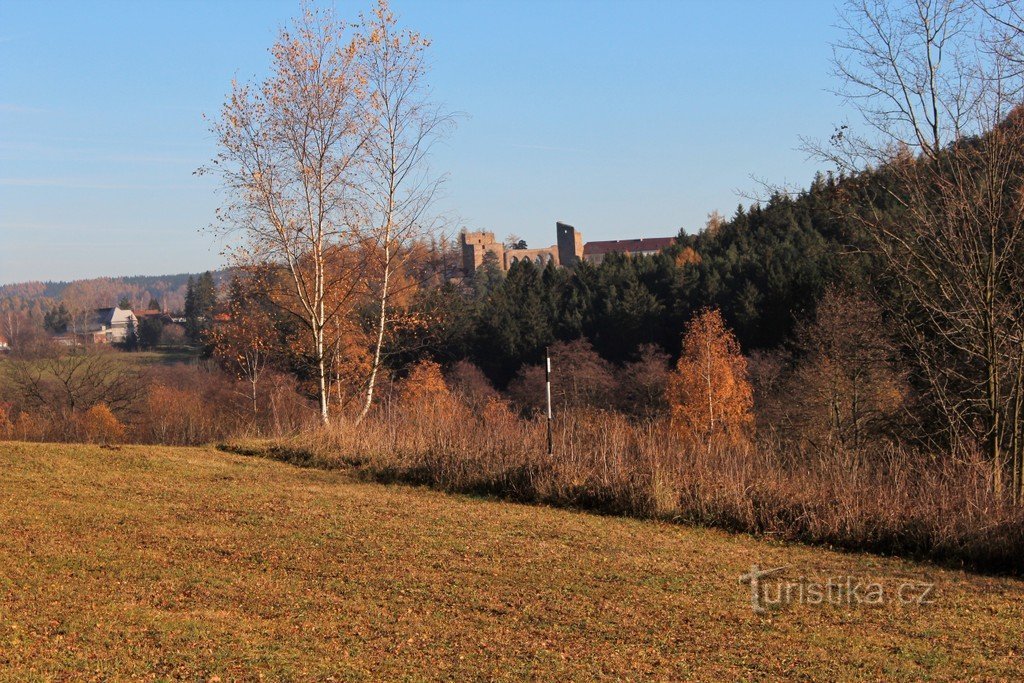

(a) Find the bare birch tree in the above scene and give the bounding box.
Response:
[354,1,453,422]
[204,6,368,424]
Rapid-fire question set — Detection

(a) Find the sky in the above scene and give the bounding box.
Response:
[0,0,847,285]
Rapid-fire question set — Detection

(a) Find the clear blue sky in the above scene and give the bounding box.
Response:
[0,0,845,285]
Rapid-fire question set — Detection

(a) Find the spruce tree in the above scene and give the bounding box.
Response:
[184,272,217,345]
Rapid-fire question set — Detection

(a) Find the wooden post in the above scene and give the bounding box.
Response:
[546,346,553,455]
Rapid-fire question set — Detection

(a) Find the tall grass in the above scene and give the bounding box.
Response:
[262,397,1024,573]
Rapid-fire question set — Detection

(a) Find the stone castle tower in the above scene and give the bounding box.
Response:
[556,222,583,267]
[460,230,503,275]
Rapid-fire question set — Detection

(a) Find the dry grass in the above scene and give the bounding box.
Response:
[2,440,1022,680]
[265,403,1024,574]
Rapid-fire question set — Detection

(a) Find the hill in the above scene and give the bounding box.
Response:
[0,270,230,318]
[1,441,1021,680]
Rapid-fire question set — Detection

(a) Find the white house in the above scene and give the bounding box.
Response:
[85,307,138,343]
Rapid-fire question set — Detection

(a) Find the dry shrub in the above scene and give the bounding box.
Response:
[617,344,670,417]
[395,360,467,432]
[505,365,545,414]
[140,384,216,445]
[445,360,498,410]
[782,287,907,453]
[269,403,1024,573]
[508,339,616,414]
[262,371,315,435]
[160,323,187,346]
[135,365,254,445]
[398,360,450,404]
[481,396,516,426]
[75,403,127,444]
[10,410,47,441]
[0,402,11,439]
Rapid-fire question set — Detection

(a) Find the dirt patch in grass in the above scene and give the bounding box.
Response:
[1,441,1022,680]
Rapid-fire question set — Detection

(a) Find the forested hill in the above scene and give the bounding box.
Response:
[675,171,884,349]
[424,171,884,386]
[0,271,230,318]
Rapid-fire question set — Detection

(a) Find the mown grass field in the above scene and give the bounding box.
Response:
[0,441,1022,681]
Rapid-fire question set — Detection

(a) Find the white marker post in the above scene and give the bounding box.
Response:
[545,347,553,455]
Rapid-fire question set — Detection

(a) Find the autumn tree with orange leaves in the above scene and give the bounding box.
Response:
[666,308,754,449]
[398,359,450,405]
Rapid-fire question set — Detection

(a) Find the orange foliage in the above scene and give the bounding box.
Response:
[674,246,702,268]
[398,360,451,405]
[666,308,753,447]
[324,316,373,408]
[480,396,516,428]
[75,403,127,444]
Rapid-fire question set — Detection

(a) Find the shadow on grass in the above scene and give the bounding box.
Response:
[216,439,1024,577]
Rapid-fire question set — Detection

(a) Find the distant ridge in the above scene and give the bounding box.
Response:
[0,270,231,316]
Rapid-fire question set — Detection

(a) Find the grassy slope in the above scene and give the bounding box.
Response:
[0,347,197,393]
[0,442,1021,681]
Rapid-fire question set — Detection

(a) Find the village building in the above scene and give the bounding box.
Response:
[580,237,677,265]
[86,306,138,343]
[56,306,139,345]
[460,222,675,275]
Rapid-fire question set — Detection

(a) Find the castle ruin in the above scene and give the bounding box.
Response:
[460,222,674,275]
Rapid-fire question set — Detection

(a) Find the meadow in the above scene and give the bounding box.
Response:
[1,440,1022,681]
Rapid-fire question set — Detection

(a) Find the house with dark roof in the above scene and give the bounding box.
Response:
[582,237,677,265]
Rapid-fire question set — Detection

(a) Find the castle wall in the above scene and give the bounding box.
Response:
[503,247,558,270]
[460,223,672,276]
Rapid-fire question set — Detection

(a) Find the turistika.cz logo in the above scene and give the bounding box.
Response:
[738,564,936,614]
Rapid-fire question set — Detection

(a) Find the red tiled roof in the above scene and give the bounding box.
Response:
[582,237,675,256]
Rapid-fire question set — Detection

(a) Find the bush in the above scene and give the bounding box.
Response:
[445,360,498,411]
[10,411,47,441]
[508,339,616,415]
[0,403,11,439]
[75,404,127,444]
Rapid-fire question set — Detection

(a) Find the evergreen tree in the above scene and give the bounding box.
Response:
[43,303,71,334]
[122,316,139,351]
[138,316,164,350]
[184,272,217,345]
[473,260,553,385]
[184,275,196,332]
